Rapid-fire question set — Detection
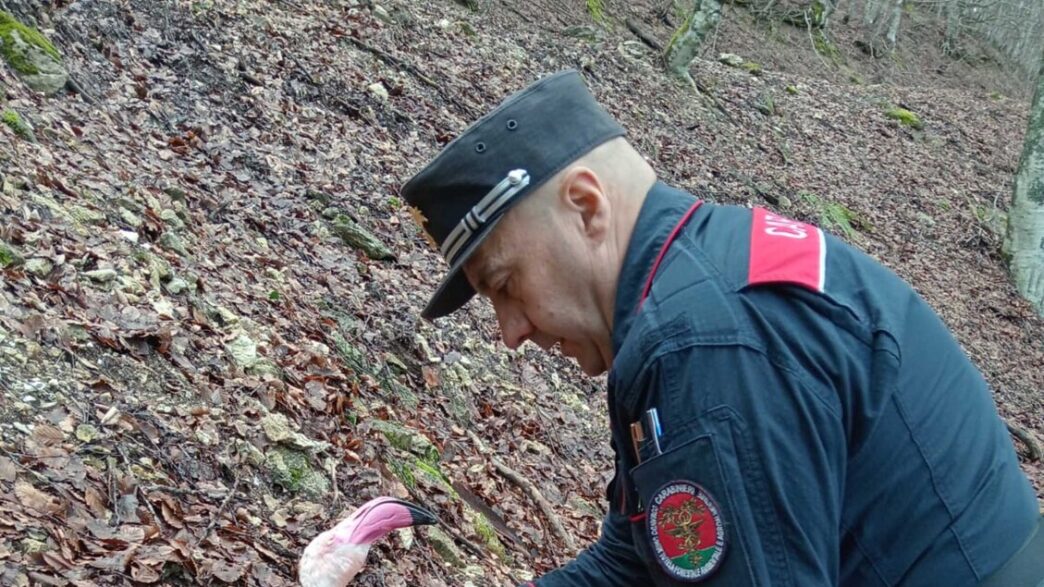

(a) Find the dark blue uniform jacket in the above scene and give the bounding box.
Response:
[534,182,1038,586]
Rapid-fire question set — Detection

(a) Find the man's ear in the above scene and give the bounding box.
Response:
[558,166,609,240]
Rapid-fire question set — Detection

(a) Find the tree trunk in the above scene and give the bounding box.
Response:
[663,0,722,86]
[943,0,961,57]
[1005,47,1044,317]
[884,0,903,49]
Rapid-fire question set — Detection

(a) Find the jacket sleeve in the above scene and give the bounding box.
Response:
[528,508,651,586]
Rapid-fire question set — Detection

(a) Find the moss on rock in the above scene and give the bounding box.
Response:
[265,446,329,498]
[2,109,34,141]
[885,106,923,129]
[0,12,67,95]
[0,238,23,267]
[0,11,59,73]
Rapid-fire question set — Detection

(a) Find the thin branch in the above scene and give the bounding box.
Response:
[491,457,577,552]
[1008,422,1042,462]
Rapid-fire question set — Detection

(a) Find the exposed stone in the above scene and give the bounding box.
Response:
[0,12,68,95]
[118,276,145,294]
[372,4,393,24]
[226,332,259,368]
[424,526,465,568]
[719,53,745,67]
[367,81,389,102]
[158,232,189,257]
[370,419,439,463]
[119,208,143,228]
[264,446,330,498]
[24,258,52,277]
[84,268,117,283]
[261,412,330,453]
[159,209,184,230]
[235,439,266,467]
[0,238,23,267]
[165,277,189,295]
[331,214,394,259]
[2,109,34,141]
[68,205,105,225]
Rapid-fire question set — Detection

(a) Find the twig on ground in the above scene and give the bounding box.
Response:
[193,473,241,548]
[491,457,577,552]
[1008,422,1042,462]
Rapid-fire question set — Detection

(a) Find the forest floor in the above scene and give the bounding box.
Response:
[0,0,1040,585]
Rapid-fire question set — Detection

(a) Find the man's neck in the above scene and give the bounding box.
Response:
[595,171,657,367]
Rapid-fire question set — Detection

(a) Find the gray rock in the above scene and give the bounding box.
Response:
[226,332,259,368]
[718,53,745,67]
[0,238,23,267]
[119,208,143,228]
[331,214,394,260]
[367,81,389,102]
[84,268,117,282]
[372,4,393,23]
[424,526,465,568]
[264,447,330,498]
[0,20,68,95]
[158,232,189,256]
[159,209,184,230]
[165,277,189,294]
[24,257,52,277]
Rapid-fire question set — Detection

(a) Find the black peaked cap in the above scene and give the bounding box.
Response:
[401,69,625,320]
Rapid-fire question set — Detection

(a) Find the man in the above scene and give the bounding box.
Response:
[401,70,1043,585]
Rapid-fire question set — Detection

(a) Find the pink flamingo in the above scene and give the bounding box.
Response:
[299,497,438,587]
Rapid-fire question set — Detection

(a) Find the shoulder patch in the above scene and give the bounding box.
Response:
[647,480,726,582]
[748,207,825,292]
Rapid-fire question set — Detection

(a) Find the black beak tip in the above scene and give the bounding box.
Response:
[407,504,439,526]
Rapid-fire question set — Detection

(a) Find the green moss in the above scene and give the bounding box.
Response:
[812,30,843,65]
[0,238,23,267]
[800,192,861,239]
[586,0,605,24]
[265,447,330,497]
[0,11,60,75]
[472,513,507,559]
[388,457,417,490]
[740,61,763,75]
[885,106,923,129]
[2,109,33,140]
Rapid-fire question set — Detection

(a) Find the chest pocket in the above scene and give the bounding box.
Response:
[625,414,766,586]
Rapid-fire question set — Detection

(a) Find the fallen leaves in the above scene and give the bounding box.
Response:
[14,480,62,515]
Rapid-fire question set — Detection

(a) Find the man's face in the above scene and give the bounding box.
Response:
[463,194,609,376]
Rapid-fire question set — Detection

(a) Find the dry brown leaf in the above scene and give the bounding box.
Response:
[41,551,75,571]
[210,560,247,583]
[31,424,66,446]
[14,480,61,514]
[84,486,109,517]
[130,562,162,583]
[0,456,16,482]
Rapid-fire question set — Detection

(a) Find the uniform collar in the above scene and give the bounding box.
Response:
[611,181,700,359]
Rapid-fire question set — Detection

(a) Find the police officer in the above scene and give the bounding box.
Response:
[400,70,1043,586]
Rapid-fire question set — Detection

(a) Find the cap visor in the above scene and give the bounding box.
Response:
[421,214,507,320]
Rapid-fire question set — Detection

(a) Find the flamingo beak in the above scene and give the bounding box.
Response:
[397,500,438,526]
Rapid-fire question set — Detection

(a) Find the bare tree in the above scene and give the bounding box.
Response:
[1004,46,1044,316]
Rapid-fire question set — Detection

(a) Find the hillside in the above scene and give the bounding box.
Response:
[0,0,1040,585]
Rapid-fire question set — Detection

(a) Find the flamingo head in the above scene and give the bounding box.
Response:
[299,497,438,587]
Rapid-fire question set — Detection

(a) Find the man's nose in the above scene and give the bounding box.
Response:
[495,304,533,350]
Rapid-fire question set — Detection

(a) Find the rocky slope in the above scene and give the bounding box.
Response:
[0,0,1040,585]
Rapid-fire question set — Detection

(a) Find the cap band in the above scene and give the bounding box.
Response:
[441,169,530,264]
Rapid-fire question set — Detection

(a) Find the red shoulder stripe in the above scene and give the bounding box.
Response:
[748,207,825,292]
